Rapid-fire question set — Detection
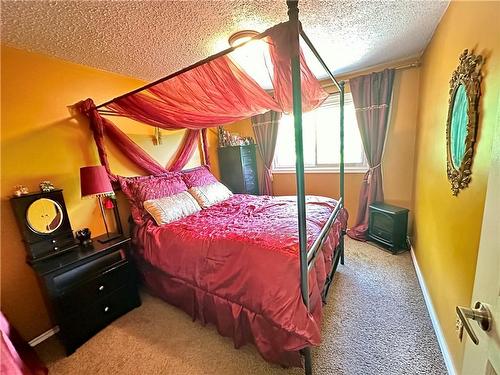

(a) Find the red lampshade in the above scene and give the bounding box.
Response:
[80,166,113,197]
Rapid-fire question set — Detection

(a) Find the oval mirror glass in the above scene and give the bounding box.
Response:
[449,84,469,169]
[27,198,63,234]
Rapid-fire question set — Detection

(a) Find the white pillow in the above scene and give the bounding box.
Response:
[188,182,233,209]
[143,191,201,226]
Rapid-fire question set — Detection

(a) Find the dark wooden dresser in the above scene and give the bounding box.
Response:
[32,237,141,354]
[218,144,259,195]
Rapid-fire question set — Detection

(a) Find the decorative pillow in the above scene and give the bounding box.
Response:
[143,191,201,226]
[181,165,217,188]
[188,182,233,209]
[117,173,188,224]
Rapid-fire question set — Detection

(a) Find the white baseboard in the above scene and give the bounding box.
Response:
[410,247,457,375]
[28,326,59,347]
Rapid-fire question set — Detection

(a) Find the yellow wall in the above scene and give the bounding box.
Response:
[208,66,421,228]
[0,46,199,340]
[412,1,500,371]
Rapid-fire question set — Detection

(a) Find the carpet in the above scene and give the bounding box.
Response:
[36,238,447,374]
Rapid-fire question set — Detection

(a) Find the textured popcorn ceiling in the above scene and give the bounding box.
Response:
[1,1,448,82]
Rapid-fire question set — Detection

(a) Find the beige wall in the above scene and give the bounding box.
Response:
[412,1,500,371]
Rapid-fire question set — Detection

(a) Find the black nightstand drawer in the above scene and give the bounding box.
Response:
[31,237,141,355]
[53,250,125,291]
[59,285,139,352]
[28,233,77,260]
[56,259,131,314]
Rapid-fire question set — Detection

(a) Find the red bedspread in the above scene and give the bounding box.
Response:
[133,194,347,367]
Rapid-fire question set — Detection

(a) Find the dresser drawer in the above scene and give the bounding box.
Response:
[241,153,255,166]
[29,233,77,259]
[239,145,255,158]
[53,250,124,291]
[59,285,140,352]
[56,259,131,314]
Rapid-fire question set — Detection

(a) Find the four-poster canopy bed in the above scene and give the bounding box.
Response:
[76,2,346,374]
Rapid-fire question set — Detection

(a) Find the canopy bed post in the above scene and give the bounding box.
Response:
[78,2,348,371]
[287,2,312,375]
[339,80,345,265]
[299,26,346,267]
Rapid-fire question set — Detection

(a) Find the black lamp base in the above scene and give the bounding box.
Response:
[96,232,122,244]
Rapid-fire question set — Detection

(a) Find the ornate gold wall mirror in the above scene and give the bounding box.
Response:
[446,49,483,196]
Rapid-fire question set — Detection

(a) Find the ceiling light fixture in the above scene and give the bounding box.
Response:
[227,29,273,89]
[228,30,260,47]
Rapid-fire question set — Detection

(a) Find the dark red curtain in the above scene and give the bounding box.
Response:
[348,69,395,240]
[251,111,282,195]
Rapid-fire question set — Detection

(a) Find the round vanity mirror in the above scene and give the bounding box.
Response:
[26,198,63,234]
[449,84,469,169]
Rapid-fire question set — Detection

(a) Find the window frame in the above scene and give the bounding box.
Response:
[272,92,369,174]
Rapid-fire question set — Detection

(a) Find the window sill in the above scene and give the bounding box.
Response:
[272,168,368,174]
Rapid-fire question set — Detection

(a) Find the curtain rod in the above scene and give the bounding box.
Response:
[344,62,420,82]
[95,25,279,109]
[323,61,420,88]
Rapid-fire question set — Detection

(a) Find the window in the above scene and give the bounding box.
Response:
[273,93,367,172]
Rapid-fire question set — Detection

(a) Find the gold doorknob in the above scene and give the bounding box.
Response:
[456,302,493,345]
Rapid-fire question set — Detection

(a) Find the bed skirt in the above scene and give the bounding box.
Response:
[136,259,325,367]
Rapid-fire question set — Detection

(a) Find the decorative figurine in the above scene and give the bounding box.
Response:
[218,127,255,148]
[75,228,92,247]
[39,180,55,192]
[13,185,29,197]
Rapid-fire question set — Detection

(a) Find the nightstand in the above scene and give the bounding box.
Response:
[368,202,409,253]
[31,236,141,354]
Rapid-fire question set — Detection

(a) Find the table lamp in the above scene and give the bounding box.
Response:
[80,165,121,243]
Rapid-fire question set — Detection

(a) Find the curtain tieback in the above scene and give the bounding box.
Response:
[264,165,274,181]
[367,163,381,184]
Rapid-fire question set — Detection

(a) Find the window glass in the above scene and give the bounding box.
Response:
[273,93,367,170]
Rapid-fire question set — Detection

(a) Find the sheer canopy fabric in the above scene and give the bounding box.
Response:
[104,23,327,126]
[76,99,201,182]
[106,55,282,129]
[77,22,328,179]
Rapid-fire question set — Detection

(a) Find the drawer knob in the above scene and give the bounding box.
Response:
[54,246,59,251]
[52,239,57,244]
[104,306,110,313]
[98,285,104,292]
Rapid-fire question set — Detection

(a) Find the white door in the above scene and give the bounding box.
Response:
[460,106,500,375]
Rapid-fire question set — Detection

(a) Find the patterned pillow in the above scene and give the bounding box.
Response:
[143,191,201,226]
[117,173,188,225]
[181,165,217,188]
[188,182,233,209]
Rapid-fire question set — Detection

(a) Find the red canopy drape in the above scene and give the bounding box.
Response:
[77,22,328,179]
[76,99,201,181]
